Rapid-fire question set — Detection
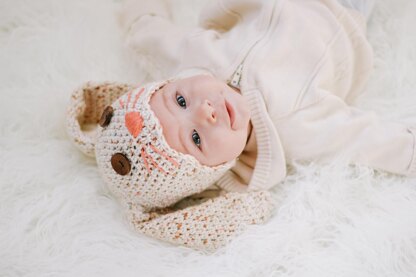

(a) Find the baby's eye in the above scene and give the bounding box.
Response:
[176,94,186,108]
[192,130,201,149]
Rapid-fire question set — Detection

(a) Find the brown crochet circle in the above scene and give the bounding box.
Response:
[111,153,131,175]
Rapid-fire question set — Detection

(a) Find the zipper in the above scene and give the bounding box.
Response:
[227,63,244,90]
[226,0,277,90]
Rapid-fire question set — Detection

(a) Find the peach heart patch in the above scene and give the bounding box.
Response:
[125,112,144,138]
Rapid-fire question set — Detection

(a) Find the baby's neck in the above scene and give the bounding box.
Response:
[243,121,256,155]
[237,121,257,173]
[246,120,253,144]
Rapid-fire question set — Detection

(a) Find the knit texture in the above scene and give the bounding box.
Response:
[66,82,134,157]
[66,81,272,251]
[93,80,234,209]
[129,190,274,252]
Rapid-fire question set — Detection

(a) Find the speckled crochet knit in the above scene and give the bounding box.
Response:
[66,81,274,251]
[66,81,134,157]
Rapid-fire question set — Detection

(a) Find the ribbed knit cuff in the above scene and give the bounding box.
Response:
[407,127,416,177]
[241,90,287,190]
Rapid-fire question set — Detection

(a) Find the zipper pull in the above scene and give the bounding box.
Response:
[227,63,243,89]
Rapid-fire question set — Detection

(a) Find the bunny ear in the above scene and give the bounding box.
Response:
[66,82,134,157]
[125,191,274,252]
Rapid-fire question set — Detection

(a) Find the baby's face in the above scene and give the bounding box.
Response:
[149,75,251,166]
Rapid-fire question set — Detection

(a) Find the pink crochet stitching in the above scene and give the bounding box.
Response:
[120,87,180,175]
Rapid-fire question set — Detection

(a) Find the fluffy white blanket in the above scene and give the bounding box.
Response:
[1,0,416,276]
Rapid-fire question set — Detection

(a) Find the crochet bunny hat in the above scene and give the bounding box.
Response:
[66,80,273,251]
[67,79,234,209]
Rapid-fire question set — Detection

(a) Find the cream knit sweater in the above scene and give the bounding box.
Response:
[120,0,416,194]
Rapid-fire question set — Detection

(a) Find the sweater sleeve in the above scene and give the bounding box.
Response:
[118,0,170,29]
[276,93,416,177]
[125,191,274,252]
[118,0,190,77]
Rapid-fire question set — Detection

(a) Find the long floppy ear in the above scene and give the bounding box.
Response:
[125,191,274,252]
[66,82,134,157]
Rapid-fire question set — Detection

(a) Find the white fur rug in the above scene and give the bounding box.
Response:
[1,0,416,276]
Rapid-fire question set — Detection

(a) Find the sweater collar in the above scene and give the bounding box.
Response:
[241,89,287,190]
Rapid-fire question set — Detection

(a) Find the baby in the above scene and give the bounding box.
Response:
[66,0,416,251]
[67,79,273,252]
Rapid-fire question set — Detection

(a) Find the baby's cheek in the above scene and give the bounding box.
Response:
[163,128,186,155]
[208,129,244,165]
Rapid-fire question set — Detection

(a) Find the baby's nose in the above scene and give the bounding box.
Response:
[199,100,216,124]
